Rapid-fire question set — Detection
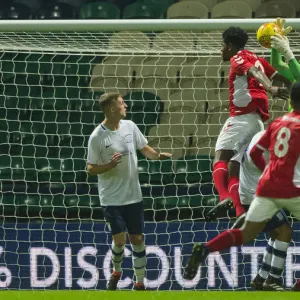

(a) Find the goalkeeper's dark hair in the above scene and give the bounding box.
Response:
[99,92,122,112]
[222,26,248,49]
[290,81,300,108]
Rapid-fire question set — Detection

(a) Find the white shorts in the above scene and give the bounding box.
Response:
[239,186,255,206]
[246,196,300,222]
[215,113,264,162]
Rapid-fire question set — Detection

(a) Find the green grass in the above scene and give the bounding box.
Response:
[1,291,299,300]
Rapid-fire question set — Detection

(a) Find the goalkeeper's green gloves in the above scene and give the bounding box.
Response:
[271,18,294,62]
[274,17,292,36]
[271,34,295,62]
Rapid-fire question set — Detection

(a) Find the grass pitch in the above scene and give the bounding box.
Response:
[1,291,299,300]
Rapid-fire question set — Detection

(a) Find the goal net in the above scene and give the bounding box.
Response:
[0,19,299,290]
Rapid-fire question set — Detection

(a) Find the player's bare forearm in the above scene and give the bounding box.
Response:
[140,145,160,160]
[248,67,272,90]
[140,145,172,160]
[87,163,113,175]
[87,153,122,175]
[248,67,289,100]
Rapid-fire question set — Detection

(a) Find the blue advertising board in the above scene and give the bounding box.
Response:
[0,221,299,290]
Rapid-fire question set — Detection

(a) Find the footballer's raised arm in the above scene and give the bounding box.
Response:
[270,48,295,82]
[248,67,289,100]
[247,66,273,91]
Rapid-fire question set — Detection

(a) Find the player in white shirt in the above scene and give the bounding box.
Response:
[87,92,172,291]
[238,131,268,208]
[234,131,292,291]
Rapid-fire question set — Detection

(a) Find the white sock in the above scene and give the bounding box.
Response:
[259,239,274,279]
[131,243,146,284]
[111,241,124,273]
[269,239,289,279]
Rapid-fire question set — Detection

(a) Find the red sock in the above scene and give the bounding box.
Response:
[228,176,245,217]
[206,229,243,253]
[213,161,230,201]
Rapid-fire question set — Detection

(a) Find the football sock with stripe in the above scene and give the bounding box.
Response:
[258,238,274,279]
[131,243,146,284]
[269,239,289,279]
[111,241,125,273]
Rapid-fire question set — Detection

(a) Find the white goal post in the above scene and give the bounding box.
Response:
[0,19,300,291]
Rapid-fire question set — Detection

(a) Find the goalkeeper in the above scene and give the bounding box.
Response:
[271,18,300,113]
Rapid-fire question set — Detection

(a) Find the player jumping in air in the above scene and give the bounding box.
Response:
[87,92,172,291]
[235,131,292,291]
[206,26,290,226]
[184,82,300,291]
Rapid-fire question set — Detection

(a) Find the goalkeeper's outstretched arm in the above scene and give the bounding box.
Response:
[288,58,300,82]
[270,48,295,82]
[271,34,300,82]
[270,18,294,112]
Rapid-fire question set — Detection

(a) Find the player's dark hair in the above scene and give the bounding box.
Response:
[290,82,300,108]
[99,92,121,112]
[222,26,248,49]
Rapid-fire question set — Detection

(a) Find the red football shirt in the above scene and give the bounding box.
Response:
[255,112,300,198]
[229,49,277,122]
